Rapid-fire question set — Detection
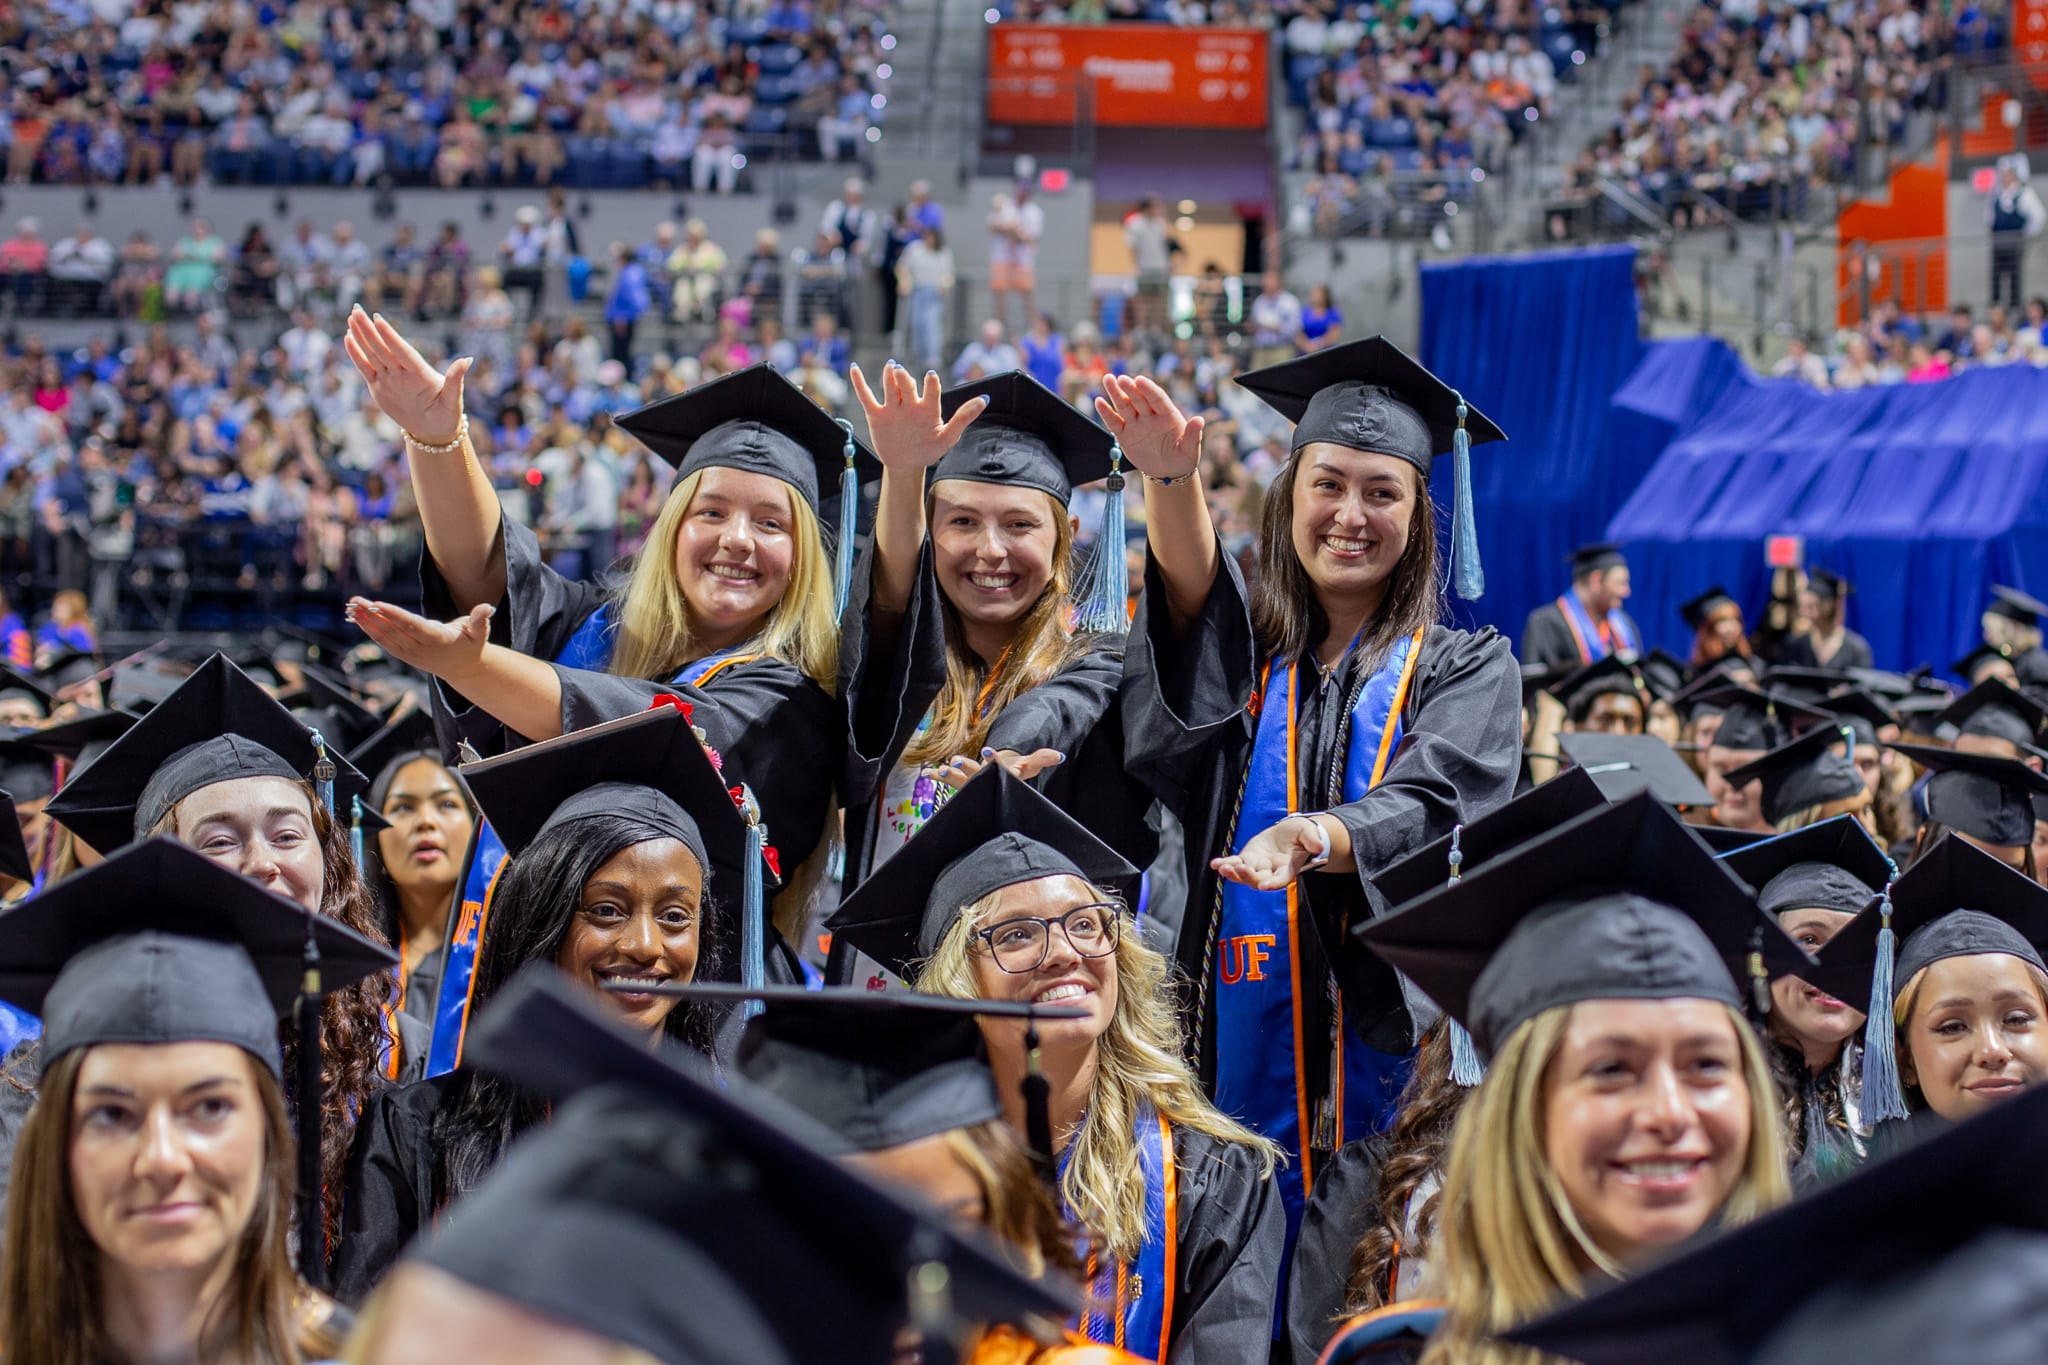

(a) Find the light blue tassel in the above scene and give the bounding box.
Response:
[350,796,366,870]
[1860,868,1910,1124]
[834,418,858,622]
[1447,393,1483,601]
[308,728,335,819]
[1072,443,1129,635]
[739,785,767,1020]
[1442,824,1485,1086]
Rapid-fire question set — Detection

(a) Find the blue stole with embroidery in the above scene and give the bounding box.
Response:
[1213,632,1419,1232]
[1067,1103,1178,1360]
[1556,591,1640,663]
[0,1001,38,1056]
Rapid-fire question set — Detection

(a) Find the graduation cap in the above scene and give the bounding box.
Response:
[1557,732,1715,808]
[1720,724,1866,827]
[0,740,54,806]
[1353,793,1811,1060]
[1690,823,1773,854]
[1987,583,2048,625]
[1549,654,1648,719]
[1569,542,1627,575]
[107,653,193,711]
[636,982,1084,1155]
[1760,665,1853,704]
[1820,688,1899,748]
[45,653,369,854]
[1935,678,2047,750]
[1520,661,1570,709]
[434,967,1078,1364]
[1639,649,1689,704]
[937,369,1126,633]
[34,646,101,694]
[0,791,31,882]
[10,707,137,763]
[1805,566,1851,599]
[1672,658,1762,713]
[1888,742,2048,848]
[0,667,52,718]
[459,706,775,984]
[1679,585,1741,631]
[1718,815,1891,918]
[1686,684,1832,753]
[1846,667,1924,699]
[349,704,441,792]
[1503,1080,2048,1365]
[825,767,1140,984]
[0,837,397,1073]
[1372,766,1608,912]
[1953,641,2020,685]
[1236,335,1505,599]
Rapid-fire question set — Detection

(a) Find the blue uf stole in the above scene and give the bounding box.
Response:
[1213,630,1423,1227]
[0,1001,38,1056]
[1070,1104,1178,1360]
[1556,591,1641,663]
[555,601,620,671]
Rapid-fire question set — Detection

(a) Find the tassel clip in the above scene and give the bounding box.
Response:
[308,728,336,818]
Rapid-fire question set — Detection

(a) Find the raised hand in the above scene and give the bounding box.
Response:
[935,746,1067,790]
[850,361,988,473]
[345,598,493,683]
[1211,815,1330,891]
[342,306,471,446]
[1095,373,1204,482]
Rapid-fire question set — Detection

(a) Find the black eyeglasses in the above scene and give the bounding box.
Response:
[972,903,1122,974]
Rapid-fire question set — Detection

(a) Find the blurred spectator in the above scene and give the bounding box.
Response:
[668,220,729,323]
[163,218,226,313]
[366,224,426,318]
[1297,283,1343,353]
[46,225,113,316]
[1987,156,2046,308]
[818,72,874,162]
[1248,272,1302,369]
[1123,196,1176,336]
[605,242,653,365]
[908,180,944,232]
[758,316,799,372]
[1021,312,1066,391]
[36,588,96,663]
[229,224,282,318]
[111,231,163,318]
[1772,337,1829,386]
[741,228,786,320]
[797,313,850,375]
[897,225,954,371]
[989,185,1044,334]
[953,320,1022,382]
[0,219,49,314]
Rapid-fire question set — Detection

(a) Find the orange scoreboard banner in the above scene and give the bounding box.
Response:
[987,25,1269,129]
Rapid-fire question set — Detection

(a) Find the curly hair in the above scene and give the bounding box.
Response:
[1342,1020,1467,1315]
[152,783,397,1246]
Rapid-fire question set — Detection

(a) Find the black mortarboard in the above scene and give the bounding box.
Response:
[0,667,52,717]
[296,667,385,753]
[46,653,369,852]
[826,767,1139,982]
[1673,659,1762,715]
[1505,1081,2048,1365]
[1761,665,1853,704]
[1640,649,1689,704]
[0,791,30,881]
[1988,583,2048,625]
[649,982,1081,1154]
[1719,815,1891,918]
[1847,667,1924,699]
[0,838,396,1075]
[1893,687,1957,737]
[0,741,54,806]
[300,662,379,716]
[35,647,101,694]
[1721,724,1866,826]
[1821,688,1899,747]
[348,705,442,792]
[11,707,138,762]
[1354,794,1809,1059]
[1570,542,1627,575]
[1688,684,1832,753]
[1936,678,2047,750]
[1372,766,1608,911]
[613,362,880,515]
[1520,662,1570,708]
[1890,742,2048,847]
[458,706,747,877]
[1954,641,2020,685]
[107,654,193,711]
[933,370,1116,506]
[433,967,1077,1364]
[1550,654,1648,718]
[1236,335,1505,477]
[1557,732,1715,808]
[1679,585,1740,631]
[1690,823,1773,854]
[1806,567,1850,599]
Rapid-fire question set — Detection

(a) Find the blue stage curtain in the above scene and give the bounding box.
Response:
[1607,338,2048,673]
[1419,245,1647,644]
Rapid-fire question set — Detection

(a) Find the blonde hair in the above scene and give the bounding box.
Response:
[913,880,1280,1264]
[903,487,1089,769]
[1419,1001,1790,1365]
[608,467,839,691]
[340,1283,663,1365]
[1892,956,2048,1104]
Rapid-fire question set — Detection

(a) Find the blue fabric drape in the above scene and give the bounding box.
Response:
[1419,246,1647,639]
[1607,337,2048,672]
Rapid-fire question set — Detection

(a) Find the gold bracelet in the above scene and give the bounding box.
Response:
[404,415,468,455]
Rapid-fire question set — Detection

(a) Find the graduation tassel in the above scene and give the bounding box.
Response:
[349,796,366,871]
[1860,869,1910,1125]
[295,911,327,1290]
[737,785,767,1017]
[1021,1008,1057,1185]
[1442,827,1485,1087]
[1747,927,1772,1017]
[833,418,858,622]
[1447,392,1484,601]
[1072,443,1129,634]
[905,1232,959,1365]
[308,728,336,819]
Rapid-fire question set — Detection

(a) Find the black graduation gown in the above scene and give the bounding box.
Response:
[1164,1126,1287,1364]
[1286,1134,1389,1365]
[1121,548,1522,1079]
[418,516,844,897]
[1518,599,1643,672]
[332,1070,491,1305]
[1777,630,1876,672]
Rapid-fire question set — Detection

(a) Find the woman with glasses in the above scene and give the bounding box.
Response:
[829,770,1285,1363]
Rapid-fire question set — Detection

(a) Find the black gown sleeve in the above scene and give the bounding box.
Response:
[1120,545,1258,812]
[331,1075,449,1306]
[1517,603,1581,672]
[420,515,610,758]
[1166,1129,1286,1365]
[838,537,946,813]
[555,656,842,878]
[1286,1136,1390,1365]
[984,638,1124,760]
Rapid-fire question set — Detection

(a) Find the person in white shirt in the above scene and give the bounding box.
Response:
[988,185,1043,333]
[278,309,332,379]
[950,319,1022,381]
[46,228,114,314]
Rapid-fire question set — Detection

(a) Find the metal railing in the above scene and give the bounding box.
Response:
[1837,231,2048,329]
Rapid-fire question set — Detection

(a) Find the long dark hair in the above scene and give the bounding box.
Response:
[1343,1021,1466,1314]
[428,813,724,1199]
[3,1047,302,1365]
[361,750,473,949]
[1249,452,1445,668]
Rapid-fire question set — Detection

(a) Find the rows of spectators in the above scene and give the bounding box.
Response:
[1563,0,2006,234]
[0,0,896,192]
[1775,297,2048,388]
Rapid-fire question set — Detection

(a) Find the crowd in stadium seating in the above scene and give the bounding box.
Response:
[1774,296,2048,388]
[0,0,896,192]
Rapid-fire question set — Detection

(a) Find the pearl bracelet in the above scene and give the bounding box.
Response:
[404,415,468,455]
